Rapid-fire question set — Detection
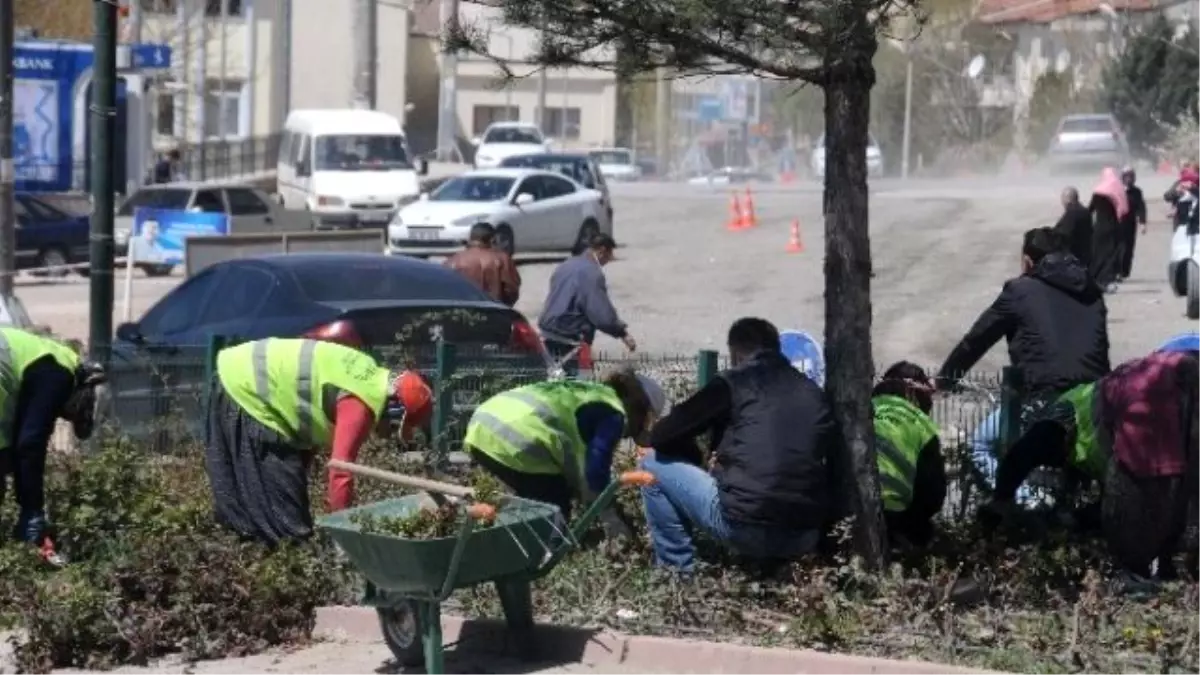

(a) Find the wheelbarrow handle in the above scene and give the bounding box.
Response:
[618,470,655,487]
[327,459,475,499]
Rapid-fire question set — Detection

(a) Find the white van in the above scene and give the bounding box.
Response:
[277,109,429,229]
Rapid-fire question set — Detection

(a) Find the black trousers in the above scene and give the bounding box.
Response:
[1102,458,1196,578]
[0,356,75,542]
[1118,221,1138,278]
[885,506,935,548]
[1090,225,1123,287]
[543,339,582,377]
[205,380,313,546]
[467,445,573,522]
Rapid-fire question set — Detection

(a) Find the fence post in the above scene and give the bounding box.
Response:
[998,366,1024,454]
[696,349,719,387]
[432,341,457,457]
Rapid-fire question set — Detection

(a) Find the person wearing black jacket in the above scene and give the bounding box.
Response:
[638,317,839,573]
[1054,187,1093,268]
[937,227,1110,427]
[872,362,946,549]
[1118,167,1147,281]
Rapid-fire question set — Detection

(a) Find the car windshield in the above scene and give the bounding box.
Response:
[291,260,488,302]
[431,176,516,202]
[117,188,192,216]
[590,150,632,165]
[482,127,544,144]
[500,156,589,185]
[1060,117,1114,134]
[314,134,411,171]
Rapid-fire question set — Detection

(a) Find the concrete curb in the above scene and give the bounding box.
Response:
[314,606,988,674]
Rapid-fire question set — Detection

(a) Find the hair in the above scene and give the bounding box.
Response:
[589,233,617,251]
[603,369,652,440]
[726,317,781,356]
[468,222,495,245]
[166,149,181,161]
[1022,227,1065,264]
[873,361,934,412]
[1061,186,1079,203]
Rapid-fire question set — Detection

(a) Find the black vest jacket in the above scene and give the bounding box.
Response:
[713,351,834,530]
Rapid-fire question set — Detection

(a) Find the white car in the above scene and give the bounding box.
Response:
[472,122,553,169]
[810,132,884,179]
[589,148,642,181]
[387,168,611,257]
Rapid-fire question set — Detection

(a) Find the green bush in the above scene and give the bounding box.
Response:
[0,439,355,673]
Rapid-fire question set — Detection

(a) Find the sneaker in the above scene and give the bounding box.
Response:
[39,538,68,567]
[1104,282,1120,294]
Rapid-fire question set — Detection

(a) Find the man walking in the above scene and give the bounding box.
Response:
[1118,167,1147,281]
[1054,187,1093,268]
[538,233,635,372]
[443,223,521,306]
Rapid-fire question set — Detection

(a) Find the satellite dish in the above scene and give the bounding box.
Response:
[1054,49,1071,74]
[966,54,986,79]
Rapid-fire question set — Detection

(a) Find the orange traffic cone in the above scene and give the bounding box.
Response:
[727,192,747,231]
[743,187,758,227]
[785,219,804,253]
[1158,158,1175,175]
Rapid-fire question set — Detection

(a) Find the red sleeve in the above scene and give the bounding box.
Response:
[328,395,377,512]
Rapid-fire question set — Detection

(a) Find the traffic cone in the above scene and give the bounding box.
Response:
[1158,158,1174,175]
[727,192,747,231]
[785,219,804,253]
[743,187,758,227]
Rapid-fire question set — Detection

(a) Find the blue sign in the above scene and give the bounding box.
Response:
[697,96,723,123]
[779,330,825,386]
[129,44,172,70]
[1157,331,1200,354]
[132,208,229,266]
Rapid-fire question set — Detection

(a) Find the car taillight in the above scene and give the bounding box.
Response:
[510,318,544,355]
[303,320,364,347]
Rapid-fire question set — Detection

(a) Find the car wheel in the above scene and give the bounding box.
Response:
[1187,262,1199,320]
[572,219,600,256]
[139,263,174,278]
[36,246,70,277]
[378,602,425,667]
[494,224,516,257]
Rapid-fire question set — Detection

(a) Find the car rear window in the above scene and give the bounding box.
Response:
[1060,117,1114,133]
[290,260,493,303]
[118,188,191,216]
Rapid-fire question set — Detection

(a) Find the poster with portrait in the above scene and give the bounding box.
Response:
[14,79,59,184]
[132,208,230,266]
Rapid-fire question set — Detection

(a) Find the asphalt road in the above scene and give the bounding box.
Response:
[20,173,1189,375]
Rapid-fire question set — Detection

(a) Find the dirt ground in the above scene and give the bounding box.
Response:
[20,172,1188,373]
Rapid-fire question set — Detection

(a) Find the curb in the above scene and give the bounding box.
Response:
[314,606,987,674]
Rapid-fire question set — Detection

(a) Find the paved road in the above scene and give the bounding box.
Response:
[21,174,1188,373]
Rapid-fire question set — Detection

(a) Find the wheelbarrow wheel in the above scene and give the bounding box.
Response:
[378,602,425,667]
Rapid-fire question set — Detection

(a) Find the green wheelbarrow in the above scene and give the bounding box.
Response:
[317,460,653,674]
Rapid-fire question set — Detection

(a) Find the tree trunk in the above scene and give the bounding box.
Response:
[822,25,886,570]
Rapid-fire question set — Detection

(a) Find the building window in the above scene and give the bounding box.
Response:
[141,0,243,16]
[204,80,244,139]
[472,105,519,135]
[155,88,178,136]
[205,0,244,16]
[545,107,581,140]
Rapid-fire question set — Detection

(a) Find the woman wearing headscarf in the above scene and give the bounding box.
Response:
[1089,167,1130,293]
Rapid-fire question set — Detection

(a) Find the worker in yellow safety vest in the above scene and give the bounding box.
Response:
[463,371,665,522]
[872,361,946,549]
[208,337,433,545]
[0,327,106,565]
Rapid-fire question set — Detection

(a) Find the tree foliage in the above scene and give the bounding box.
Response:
[1102,15,1199,158]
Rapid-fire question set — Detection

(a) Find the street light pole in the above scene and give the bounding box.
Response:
[0,0,14,299]
[90,0,119,361]
[900,58,913,180]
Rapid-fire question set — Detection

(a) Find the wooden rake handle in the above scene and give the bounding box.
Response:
[327,459,475,499]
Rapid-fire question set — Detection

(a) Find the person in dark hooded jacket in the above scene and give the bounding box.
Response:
[937,227,1110,426]
[1054,187,1094,267]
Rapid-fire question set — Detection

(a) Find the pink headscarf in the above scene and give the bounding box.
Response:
[1093,167,1130,220]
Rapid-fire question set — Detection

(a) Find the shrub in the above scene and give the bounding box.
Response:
[0,439,354,673]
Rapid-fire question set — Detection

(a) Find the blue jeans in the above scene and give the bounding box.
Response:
[639,451,820,572]
[969,407,1051,507]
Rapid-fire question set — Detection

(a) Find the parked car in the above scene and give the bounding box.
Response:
[1046,114,1129,169]
[497,152,613,228]
[115,182,284,276]
[471,122,552,169]
[810,132,884,179]
[15,193,91,276]
[108,252,549,445]
[588,148,642,182]
[386,168,610,258]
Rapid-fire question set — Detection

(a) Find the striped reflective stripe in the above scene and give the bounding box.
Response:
[876,436,917,479]
[880,473,913,505]
[472,389,582,492]
[877,437,917,508]
[252,339,320,445]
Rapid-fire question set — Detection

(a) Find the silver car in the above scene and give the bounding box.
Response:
[1047,114,1129,168]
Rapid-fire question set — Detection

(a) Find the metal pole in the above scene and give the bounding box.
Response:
[435,0,459,160]
[90,0,119,361]
[217,0,228,139]
[279,0,289,124]
[194,1,208,179]
[504,36,513,118]
[560,67,568,142]
[900,58,913,180]
[352,0,375,109]
[653,66,668,172]
[535,14,547,128]
[176,0,189,141]
[128,0,143,44]
[244,0,257,133]
[0,0,14,298]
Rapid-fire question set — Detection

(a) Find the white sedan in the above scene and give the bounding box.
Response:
[386,168,612,257]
